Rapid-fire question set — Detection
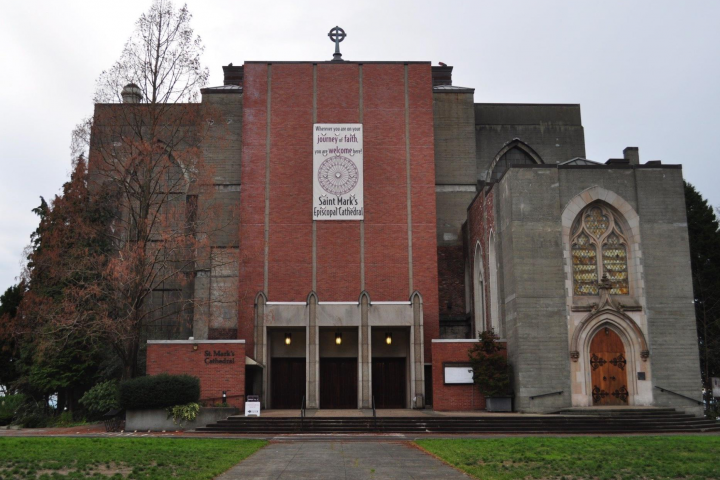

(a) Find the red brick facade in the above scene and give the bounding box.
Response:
[147,341,246,409]
[437,245,466,317]
[466,189,496,331]
[238,62,439,361]
[431,339,506,411]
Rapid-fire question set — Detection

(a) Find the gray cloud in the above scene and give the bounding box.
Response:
[1,0,718,290]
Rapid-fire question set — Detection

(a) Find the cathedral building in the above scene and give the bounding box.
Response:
[96,39,703,415]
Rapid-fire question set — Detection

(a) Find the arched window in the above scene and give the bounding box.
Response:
[486,140,543,183]
[473,242,486,337]
[571,204,629,296]
[488,147,536,182]
[488,231,500,335]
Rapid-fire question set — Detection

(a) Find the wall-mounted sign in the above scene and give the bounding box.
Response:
[204,349,236,365]
[444,363,474,384]
[313,123,363,220]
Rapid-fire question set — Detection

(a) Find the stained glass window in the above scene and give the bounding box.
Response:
[584,208,609,238]
[573,233,598,295]
[571,204,631,296]
[602,233,629,295]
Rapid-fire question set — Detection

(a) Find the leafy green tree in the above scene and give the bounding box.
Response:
[0,283,24,394]
[685,182,720,413]
[9,158,114,412]
[468,330,512,397]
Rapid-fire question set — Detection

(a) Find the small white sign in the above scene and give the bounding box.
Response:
[445,365,474,384]
[313,123,363,220]
[712,377,720,398]
[245,401,261,417]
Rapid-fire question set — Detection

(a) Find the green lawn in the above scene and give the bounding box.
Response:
[416,436,720,480]
[0,437,267,479]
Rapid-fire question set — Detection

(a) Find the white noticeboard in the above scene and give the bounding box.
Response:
[245,401,261,417]
[444,365,474,384]
[313,123,364,220]
[712,377,720,398]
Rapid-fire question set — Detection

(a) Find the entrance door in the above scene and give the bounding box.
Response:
[590,327,629,405]
[320,358,357,409]
[372,358,406,408]
[271,358,305,409]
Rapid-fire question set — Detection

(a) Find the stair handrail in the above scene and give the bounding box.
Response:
[529,390,563,400]
[300,395,306,431]
[654,386,703,405]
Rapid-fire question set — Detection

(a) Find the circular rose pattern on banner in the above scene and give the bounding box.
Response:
[318,155,359,195]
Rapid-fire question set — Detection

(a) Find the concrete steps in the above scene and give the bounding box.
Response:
[195,408,720,434]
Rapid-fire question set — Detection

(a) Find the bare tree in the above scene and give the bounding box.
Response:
[62,0,237,379]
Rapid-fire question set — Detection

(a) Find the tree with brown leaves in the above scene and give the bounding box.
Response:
[59,0,236,379]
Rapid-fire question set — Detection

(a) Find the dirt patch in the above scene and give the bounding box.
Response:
[1,462,135,479]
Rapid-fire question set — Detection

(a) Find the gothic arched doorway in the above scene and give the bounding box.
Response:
[589,327,629,405]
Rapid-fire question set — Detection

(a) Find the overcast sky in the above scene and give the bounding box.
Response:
[1,0,719,292]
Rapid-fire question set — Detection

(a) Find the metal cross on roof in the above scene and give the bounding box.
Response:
[328,26,346,62]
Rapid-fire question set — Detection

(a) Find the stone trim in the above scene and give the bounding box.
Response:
[570,308,649,360]
[431,339,507,343]
[486,139,544,178]
[436,185,477,193]
[147,340,246,344]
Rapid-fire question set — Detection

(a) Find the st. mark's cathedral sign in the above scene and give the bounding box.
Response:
[313,123,364,220]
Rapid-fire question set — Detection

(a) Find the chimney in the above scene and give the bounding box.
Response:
[432,64,453,86]
[222,64,244,86]
[121,83,142,103]
[623,147,640,165]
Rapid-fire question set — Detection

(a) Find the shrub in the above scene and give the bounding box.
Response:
[119,374,200,410]
[0,394,25,426]
[79,380,120,415]
[18,412,50,428]
[13,400,51,428]
[167,402,200,425]
[52,411,75,427]
[469,330,513,397]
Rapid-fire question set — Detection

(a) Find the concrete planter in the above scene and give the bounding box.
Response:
[125,407,238,432]
[485,397,513,412]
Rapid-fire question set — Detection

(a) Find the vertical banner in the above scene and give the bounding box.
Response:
[313,123,363,220]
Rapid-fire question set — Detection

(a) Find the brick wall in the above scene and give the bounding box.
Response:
[466,189,496,331]
[239,62,439,361]
[146,341,246,409]
[431,339,506,411]
[437,245,465,318]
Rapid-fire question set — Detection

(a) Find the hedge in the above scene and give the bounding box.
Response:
[119,374,200,410]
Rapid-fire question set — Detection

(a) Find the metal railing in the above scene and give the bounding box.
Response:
[529,390,563,400]
[300,395,306,431]
[654,386,703,405]
[372,395,377,431]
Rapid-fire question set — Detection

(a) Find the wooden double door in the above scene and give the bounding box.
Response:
[372,357,406,409]
[590,328,629,405]
[320,358,358,409]
[271,358,305,409]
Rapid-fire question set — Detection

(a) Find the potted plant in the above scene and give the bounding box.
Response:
[469,330,513,412]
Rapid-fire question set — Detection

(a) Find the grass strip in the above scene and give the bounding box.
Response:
[0,437,267,479]
[416,435,720,480]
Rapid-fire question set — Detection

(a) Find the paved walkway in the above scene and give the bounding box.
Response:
[215,441,469,479]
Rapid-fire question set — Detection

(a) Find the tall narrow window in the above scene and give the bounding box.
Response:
[572,233,598,295]
[571,204,630,296]
[473,243,485,337]
[602,233,629,294]
[488,232,500,335]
